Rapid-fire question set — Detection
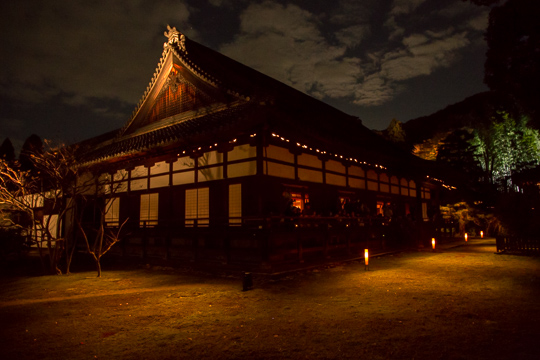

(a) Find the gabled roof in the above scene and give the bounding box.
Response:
[81,26,420,174]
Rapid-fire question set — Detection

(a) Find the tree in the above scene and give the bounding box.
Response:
[465,0,501,5]
[472,112,540,190]
[1,142,127,275]
[437,129,480,176]
[75,169,128,277]
[1,140,83,274]
[19,134,43,172]
[466,0,540,124]
[0,138,15,163]
[413,134,446,161]
[1,157,44,266]
[385,119,406,144]
[0,160,33,260]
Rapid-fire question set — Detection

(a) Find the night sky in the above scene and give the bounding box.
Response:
[0,0,490,152]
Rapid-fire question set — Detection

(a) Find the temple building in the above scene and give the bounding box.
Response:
[77,26,440,268]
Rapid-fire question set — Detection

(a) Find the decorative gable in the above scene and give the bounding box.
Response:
[119,26,243,137]
[141,65,215,127]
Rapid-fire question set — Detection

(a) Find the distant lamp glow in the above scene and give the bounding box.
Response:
[480,231,484,238]
[432,238,436,250]
[465,233,468,242]
[364,249,369,270]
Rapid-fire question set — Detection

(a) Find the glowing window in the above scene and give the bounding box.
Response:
[140,193,158,227]
[185,187,209,227]
[264,161,295,179]
[367,181,379,191]
[326,160,346,173]
[172,171,194,185]
[132,165,147,178]
[229,184,242,226]
[265,145,294,163]
[326,173,346,186]
[349,177,365,189]
[228,161,257,178]
[198,151,223,166]
[298,168,323,183]
[150,174,169,189]
[229,144,257,161]
[150,161,169,175]
[349,166,365,177]
[172,157,195,171]
[288,192,309,213]
[376,202,384,216]
[297,153,322,168]
[105,197,120,226]
[367,170,378,180]
[198,166,223,182]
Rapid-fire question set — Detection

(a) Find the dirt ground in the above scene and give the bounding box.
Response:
[0,238,539,360]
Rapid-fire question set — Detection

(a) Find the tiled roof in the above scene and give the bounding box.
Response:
[82,102,258,164]
[79,26,420,172]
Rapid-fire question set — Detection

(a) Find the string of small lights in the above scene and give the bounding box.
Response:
[270,132,387,170]
[426,175,457,190]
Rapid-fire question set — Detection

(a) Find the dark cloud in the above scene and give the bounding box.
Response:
[221,0,485,108]
[0,0,193,148]
[0,0,490,151]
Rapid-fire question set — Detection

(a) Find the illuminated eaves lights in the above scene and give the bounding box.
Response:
[271,132,386,170]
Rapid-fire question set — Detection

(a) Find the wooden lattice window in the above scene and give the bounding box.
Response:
[229,184,242,226]
[185,187,209,227]
[140,193,159,227]
[105,197,120,226]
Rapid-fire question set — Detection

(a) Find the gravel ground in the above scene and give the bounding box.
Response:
[0,238,539,360]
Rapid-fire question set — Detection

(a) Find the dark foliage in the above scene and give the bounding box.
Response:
[464,0,502,6]
[0,138,15,163]
[402,91,519,145]
[18,134,43,172]
[436,129,479,171]
[484,0,540,124]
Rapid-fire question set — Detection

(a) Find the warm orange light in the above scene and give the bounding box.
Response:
[465,233,468,241]
[364,249,369,269]
[432,238,436,250]
[480,231,484,238]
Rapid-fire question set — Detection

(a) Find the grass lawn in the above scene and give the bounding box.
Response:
[1,239,539,359]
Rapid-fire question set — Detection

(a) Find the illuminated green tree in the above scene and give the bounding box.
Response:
[472,112,540,190]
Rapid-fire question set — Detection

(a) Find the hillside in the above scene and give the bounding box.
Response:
[401,91,520,144]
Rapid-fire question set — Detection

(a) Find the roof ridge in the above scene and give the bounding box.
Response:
[117,46,170,137]
[82,102,255,165]
[117,26,251,138]
[164,28,250,100]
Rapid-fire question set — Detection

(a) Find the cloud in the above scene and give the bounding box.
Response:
[0,0,490,135]
[220,1,356,96]
[389,0,428,16]
[381,31,470,82]
[221,1,479,108]
[335,24,371,48]
[385,0,428,39]
[435,1,490,32]
[0,0,192,111]
[353,74,399,107]
[466,12,490,32]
